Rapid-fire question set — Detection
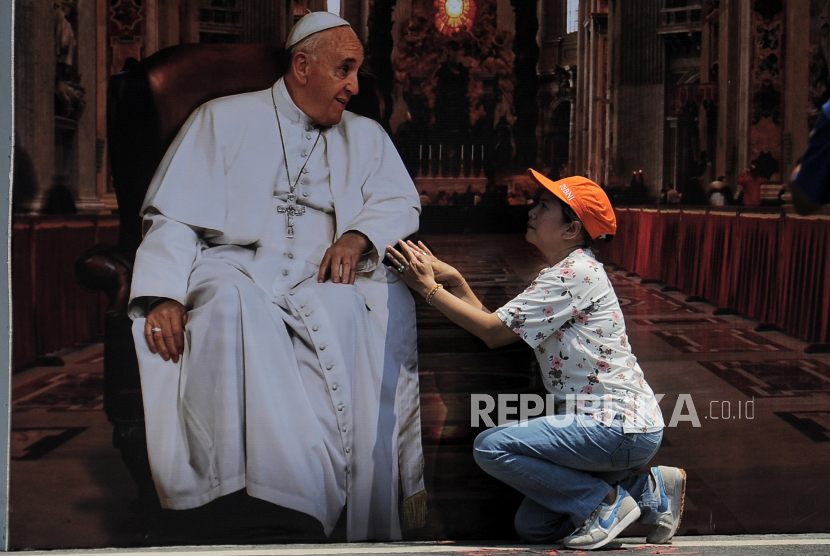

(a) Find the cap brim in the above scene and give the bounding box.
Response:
[527,168,575,209]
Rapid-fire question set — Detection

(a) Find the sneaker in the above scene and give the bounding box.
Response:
[563,486,641,550]
[646,466,687,544]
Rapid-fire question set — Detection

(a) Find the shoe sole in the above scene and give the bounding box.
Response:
[648,467,687,544]
[565,506,642,550]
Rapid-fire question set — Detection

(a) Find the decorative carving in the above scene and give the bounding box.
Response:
[756,22,780,50]
[392,0,513,129]
[110,0,143,32]
[54,0,85,120]
[755,53,780,80]
[748,1,785,182]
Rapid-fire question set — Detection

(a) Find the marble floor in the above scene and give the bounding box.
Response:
[9,234,830,549]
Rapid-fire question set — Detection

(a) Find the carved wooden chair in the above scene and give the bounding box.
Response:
[75,43,389,513]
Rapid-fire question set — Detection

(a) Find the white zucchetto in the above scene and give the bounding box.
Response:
[286,11,351,49]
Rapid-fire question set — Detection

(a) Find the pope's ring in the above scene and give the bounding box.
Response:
[151,327,163,334]
[397,264,406,274]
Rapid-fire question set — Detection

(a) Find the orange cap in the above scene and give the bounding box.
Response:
[527,169,617,239]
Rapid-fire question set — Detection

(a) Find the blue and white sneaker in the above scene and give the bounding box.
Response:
[647,466,686,544]
[563,486,641,550]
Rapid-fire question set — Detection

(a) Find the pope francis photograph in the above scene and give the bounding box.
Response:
[127,12,426,542]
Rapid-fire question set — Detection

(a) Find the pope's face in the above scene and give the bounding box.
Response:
[303,27,364,127]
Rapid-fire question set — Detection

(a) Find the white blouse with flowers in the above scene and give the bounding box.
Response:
[495,249,664,433]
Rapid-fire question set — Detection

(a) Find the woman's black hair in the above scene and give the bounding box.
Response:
[555,197,593,249]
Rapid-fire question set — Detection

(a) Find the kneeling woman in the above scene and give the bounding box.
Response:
[387,171,685,550]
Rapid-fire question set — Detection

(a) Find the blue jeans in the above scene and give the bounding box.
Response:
[473,414,663,543]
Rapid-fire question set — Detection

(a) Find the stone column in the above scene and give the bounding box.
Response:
[145,0,159,56]
[511,0,539,172]
[388,0,410,134]
[574,0,585,175]
[76,0,105,212]
[96,0,113,208]
[13,0,56,212]
[341,0,368,43]
[720,0,752,177]
[497,0,515,34]
[244,0,288,43]
[608,0,663,193]
[784,0,810,176]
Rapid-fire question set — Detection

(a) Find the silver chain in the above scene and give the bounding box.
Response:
[270,86,322,237]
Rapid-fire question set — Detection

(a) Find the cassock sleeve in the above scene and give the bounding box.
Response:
[128,211,202,319]
[340,122,421,273]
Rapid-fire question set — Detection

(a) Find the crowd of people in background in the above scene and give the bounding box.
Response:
[414,152,796,209]
[606,154,788,207]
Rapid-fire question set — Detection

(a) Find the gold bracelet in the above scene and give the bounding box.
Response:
[445,280,466,288]
[426,284,443,306]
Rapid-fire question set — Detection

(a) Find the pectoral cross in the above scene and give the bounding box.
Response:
[277,193,305,238]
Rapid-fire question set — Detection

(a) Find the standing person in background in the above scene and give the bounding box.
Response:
[790,97,830,215]
[707,176,733,206]
[737,165,763,206]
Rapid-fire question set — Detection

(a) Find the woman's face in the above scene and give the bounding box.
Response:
[525,189,572,254]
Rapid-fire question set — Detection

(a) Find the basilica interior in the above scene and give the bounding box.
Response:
[9,0,830,550]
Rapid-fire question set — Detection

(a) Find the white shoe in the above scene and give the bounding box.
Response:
[646,466,686,544]
[563,486,641,550]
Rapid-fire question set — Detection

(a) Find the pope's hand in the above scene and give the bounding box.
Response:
[145,299,188,363]
[318,231,369,285]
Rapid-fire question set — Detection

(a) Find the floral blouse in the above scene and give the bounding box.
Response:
[495,249,664,433]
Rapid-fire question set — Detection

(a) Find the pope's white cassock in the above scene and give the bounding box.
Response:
[128,78,426,541]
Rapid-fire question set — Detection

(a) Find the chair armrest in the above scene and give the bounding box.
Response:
[75,246,132,315]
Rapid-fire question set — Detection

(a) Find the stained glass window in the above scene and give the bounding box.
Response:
[567,0,579,34]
